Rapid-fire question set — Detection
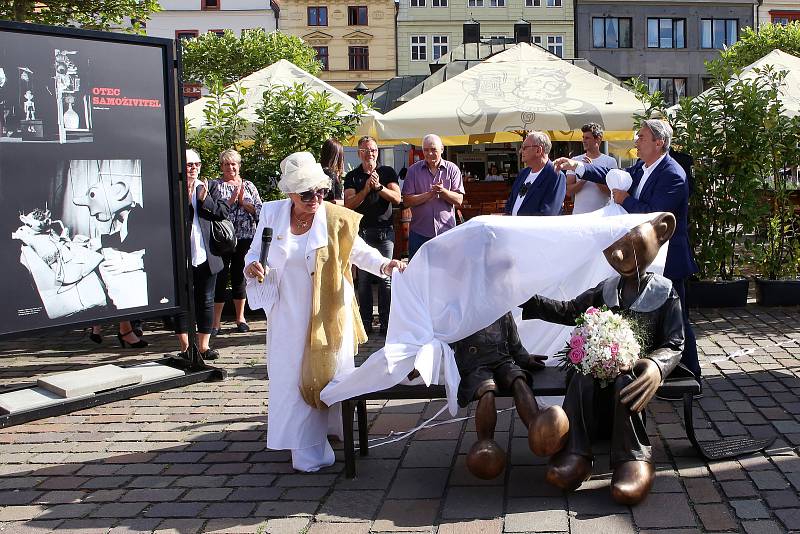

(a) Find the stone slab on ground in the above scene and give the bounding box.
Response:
[0,387,91,414]
[37,364,142,398]
[131,362,185,383]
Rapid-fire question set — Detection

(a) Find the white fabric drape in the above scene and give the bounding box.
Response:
[321,206,667,416]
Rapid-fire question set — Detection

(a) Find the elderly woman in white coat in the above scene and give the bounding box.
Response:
[244,152,406,472]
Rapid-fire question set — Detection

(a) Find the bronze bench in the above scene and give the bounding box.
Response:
[341,366,775,478]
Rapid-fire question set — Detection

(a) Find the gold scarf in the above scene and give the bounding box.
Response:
[299,203,368,409]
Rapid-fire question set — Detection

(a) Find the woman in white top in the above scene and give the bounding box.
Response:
[244,152,406,472]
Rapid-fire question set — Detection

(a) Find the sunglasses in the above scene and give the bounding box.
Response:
[186,162,201,167]
[298,188,329,202]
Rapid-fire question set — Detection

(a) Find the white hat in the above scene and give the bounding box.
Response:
[186,149,201,164]
[277,152,331,194]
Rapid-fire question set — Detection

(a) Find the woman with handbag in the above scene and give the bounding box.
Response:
[211,149,262,335]
[244,152,406,472]
[174,149,230,360]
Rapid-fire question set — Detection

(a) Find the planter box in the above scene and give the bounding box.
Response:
[687,279,749,308]
[755,278,800,306]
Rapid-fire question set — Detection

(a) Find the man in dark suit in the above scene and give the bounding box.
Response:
[553,119,701,389]
[505,131,566,217]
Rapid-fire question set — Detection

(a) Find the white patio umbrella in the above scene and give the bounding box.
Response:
[183,59,381,133]
[667,49,800,118]
[368,43,645,145]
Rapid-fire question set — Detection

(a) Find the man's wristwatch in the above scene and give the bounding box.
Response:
[376,184,384,192]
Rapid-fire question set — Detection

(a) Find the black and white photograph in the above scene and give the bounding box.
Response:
[11,159,148,320]
[0,23,183,338]
[0,43,94,143]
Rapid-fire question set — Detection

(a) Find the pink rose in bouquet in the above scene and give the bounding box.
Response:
[560,306,641,386]
[569,348,585,364]
[569,334,584,349]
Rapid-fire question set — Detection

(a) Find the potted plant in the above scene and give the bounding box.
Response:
[670,67,774,307]
[752,67,800,305]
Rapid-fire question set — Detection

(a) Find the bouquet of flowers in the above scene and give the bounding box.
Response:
[561,306,641,386]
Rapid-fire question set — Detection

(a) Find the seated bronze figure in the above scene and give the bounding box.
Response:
[520,212,686,504]
[452,312,569,480]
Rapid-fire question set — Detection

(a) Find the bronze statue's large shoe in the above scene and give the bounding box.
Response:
[466,439,506,480]
[545,451,592,492]
[610,460,655,505]
[528,405,570,457]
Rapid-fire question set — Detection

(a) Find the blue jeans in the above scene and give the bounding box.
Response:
[357,227,394,329]
[408,230,433,260]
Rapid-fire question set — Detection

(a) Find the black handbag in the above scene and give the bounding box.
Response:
[210,219,237,256]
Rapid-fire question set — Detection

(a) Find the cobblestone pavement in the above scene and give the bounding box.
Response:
[1,306,800,533]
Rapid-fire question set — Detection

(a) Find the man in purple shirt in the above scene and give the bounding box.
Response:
[401,133,464,258]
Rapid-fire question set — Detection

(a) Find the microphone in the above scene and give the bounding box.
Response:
[258,227,273,283]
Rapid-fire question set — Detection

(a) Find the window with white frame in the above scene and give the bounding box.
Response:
[468,0,484,6]
[533,35,542,46]
[546,0,561,6]
[547,35,563,57]
[432,35,449,59]
[411,35,427,61]
[489,0,506,6]
[410,0,425,7]
[432,0,447,6]
[525,0,541,6]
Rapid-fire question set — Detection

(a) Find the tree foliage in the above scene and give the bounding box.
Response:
[625,76,667,128]
[751,68,800,279]
[180,30,321,86]
[0,0,160,33]
[186,82,369,201]
[671,72,773,280]
[244,83,368,199]
[185,80,249,183]
[708,21,800,74]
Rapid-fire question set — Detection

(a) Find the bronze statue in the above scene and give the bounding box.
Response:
[452,312,569,480]
[520,213,685,504]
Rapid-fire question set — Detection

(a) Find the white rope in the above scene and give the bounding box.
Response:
[363,404,516,449]
[707,335,800,364]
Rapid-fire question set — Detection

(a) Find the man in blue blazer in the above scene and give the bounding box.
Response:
[554,119,701,388]
[505,131,566,216]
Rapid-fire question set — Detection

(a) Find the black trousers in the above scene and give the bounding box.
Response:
[174,261,217,335]
[214,238,252,302]
[672,277,700,378]
[563,372,651,466]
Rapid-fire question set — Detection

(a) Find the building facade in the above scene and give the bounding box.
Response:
[758,1,800,27]
[575,0,756,101]
[147,0,279,40]
[397,0,574,76]
[278,0,396,93]
[146,0,279,100]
